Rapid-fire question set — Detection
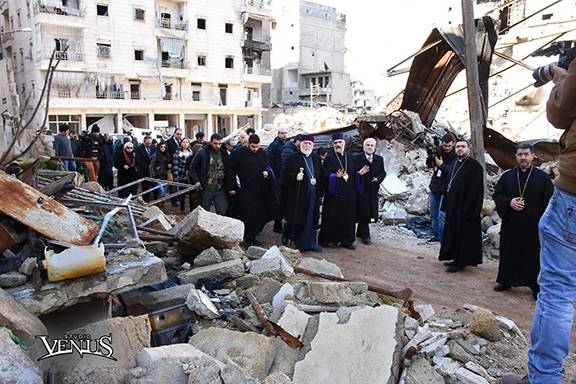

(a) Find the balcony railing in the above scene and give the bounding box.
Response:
[242,38,272,51]
[34,1,82,17]
[42,50,85,61]
[156,17,188,31]
[161,60,186,69]
[51,90,221,104]
[244,66,271,76]
[130,91,140,100]
[244,0,272,10]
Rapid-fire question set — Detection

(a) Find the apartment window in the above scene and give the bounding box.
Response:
[26,1,30,17]
[97,4,109,17]
[197,55,206,66]
[192,82,201,101]
[134,50,144,61]
[17,11,21,27]
[225,57,233,69]
[197,18,206,29]
[49,115,80,134]
[134,8,145,21]
[325,76,330,86]
[19,49,23,66]
[10,17,14,31]
[97,43,111,58]
[225,23,233,34]
[130,82,140,99]
[542,13,553,20]
[30,82,35,96]
[318,77,324,87]
[164,84,172,100]
[219,84,227,106]
[21,83,25,96]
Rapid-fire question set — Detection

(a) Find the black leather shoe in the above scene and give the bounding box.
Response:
[363,238,371,245]
[309,246,323,252]
[245,240,255,247]
[446,265,463,273]
[281,235,288,246]
[341,244,356,250]
[443,261,455,267]
[494,283,510,292]
[253,239,263,246]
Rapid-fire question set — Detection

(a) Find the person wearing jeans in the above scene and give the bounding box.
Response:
[53,124,76,171]
[502,61,576,384]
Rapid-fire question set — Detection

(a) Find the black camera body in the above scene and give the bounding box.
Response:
[427,146,443,158]
[532,41,576,87]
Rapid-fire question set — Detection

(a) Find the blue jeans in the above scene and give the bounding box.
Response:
[156,182,167,198]
[63,160,76,171]
[430,192,445,242]
[528,188,576,384]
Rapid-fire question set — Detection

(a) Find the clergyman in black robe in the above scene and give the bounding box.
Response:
[354,138,386,244]
[282,135,323,252]
[493,143,553,298]
[318,133,358,250]
[439,140,484,272]
[228,134,279,246]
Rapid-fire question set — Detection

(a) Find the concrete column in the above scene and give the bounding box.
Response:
[207,113,214,136]
[148,113,154,131]
[80,113,87,133]
[115,113,122,134]
[178,113,185,130]
[232,114,238,134]
[256,113,262,130]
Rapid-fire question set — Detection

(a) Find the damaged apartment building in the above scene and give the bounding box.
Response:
[270,0,352,107]
[0,0,274,137]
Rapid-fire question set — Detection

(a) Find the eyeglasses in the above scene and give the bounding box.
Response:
[126,147,133,150]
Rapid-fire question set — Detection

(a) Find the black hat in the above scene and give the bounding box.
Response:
[91,124,100,133]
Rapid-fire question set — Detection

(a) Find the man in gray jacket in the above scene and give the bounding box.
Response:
[53,124,76,171]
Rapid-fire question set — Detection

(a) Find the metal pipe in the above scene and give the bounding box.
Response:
[386,39,442,75]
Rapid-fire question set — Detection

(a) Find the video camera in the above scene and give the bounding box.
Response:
[531,41,576,87]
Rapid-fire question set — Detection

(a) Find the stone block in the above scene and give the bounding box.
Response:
[250,246,294,281]
[141,214,173,231]
[189,328,276,381]
[278,246,301,265]
[293,306,403,384]
[185,354,225,384]
[18,257,37,276]
[137,343,224,369]
[132,357,189,384]
[144,241,169,255]
[236,274,261,289]
[170,206,244,256]
[405,189,429,215]
[263,372,293,384]
[178,259,244,285]
[221,361,261,384]
[432,356,460,376]
[296,257,343,278]
[186,288,220,319]
[481,199,495,216]
[449,341,476,364]
[194,247,224,268]
[246,246,268,259]
[0,287,47,347]
[404,357,445,384]
[480,216,494,233]
[415,304,435,322]
[455,367,489,384]
[125,284,194,316]
[248,277,283,305]
[306,281,368,306]
[219,248,244,262]
[470,308,502,342]
[270,304,311,378]
[0,327,43,384]
[82,181,106,194]
[0,271,27,288]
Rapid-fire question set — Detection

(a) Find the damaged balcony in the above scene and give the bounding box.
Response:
[242,37,271,51]
[33,0,83,18]
[156,16,188,31]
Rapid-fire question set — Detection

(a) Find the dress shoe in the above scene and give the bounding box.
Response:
[494,283,510,292]
[443,261,455,267]
[253,239,263,246]
[245,240,255,247]
[363,238,371,245]
[341,244,356,250]
[309,246,323,252]
[426,238,439,245]
[446,265,463,273]
[281,235,288,246]
[501,373,530,384]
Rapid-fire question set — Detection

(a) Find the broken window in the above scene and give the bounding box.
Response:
[225,23,233,34]
[134,50,144,61]
[164,84,172,100]
[244,57,253,73]
[197,18,206,30]
[225,57,233,69]
[325,76,329,87]
[97,4,108,17]
[17,10,21,27]
[318,77,324,87]
[219,84,227,106]
[542,13,553,20]
[192,82,201,101]
[134,8,145,21]
[97,43,111,58]
[197,55,206,66]
[245,26,253,40]
[130,81,140,99]
[26,1,30,17]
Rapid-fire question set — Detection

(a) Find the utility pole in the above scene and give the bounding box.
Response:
[461,0,487,195]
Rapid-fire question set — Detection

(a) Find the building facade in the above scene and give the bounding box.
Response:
[350,79,377,110]
[270,0,351,107]
[0,0,274,138]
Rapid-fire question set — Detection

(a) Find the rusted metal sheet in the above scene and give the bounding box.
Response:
[0,171,100,246]
[0,221,18,253]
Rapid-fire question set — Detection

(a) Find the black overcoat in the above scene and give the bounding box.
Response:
[354,153,386,223]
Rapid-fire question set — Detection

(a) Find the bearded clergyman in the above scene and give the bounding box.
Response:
[493,143,553,299]
[282,135,323,252]
[318,133,358,250]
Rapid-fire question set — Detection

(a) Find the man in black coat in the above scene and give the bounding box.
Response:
[275,134,302,232]
[166,128,183,206]
[267,128,288,232]
[354,138,386,244]
[134,135,156,202]
[189,133,233,216]
[282,135,323,252]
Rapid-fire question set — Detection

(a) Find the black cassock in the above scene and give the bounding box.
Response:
[439,156,484,267]
[319,152,357,246]
[493,166,553,289]
[228,147,279,240]
[354,153,386,235]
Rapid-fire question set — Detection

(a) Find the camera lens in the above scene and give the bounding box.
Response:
[533,64,555,87]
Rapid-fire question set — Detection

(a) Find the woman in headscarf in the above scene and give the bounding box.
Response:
[115,142,138,198]
[172,137,193,214]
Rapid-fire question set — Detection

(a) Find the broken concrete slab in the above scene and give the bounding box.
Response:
[18,257,37,276]
[464,362,493,382]
[449,341,476,364]
[0,288,48,348]
[137,344,225,370]
[250,246,294,281]
[292,305,403,384]
[414,304,435,322]
[124,284,194,316]
[144,241,169,255]
[178,259,244,286]
[236,275,261,289]
[432,356,460,376]
[186,288,220,319]
[296,257,344,278]
[48,315,151,384]
[248,278,283,305]
[170,206,244,256]
[0,327,43,384]
[404,189,429,215]
[404,357,445,384]
[246,246,268,259]
[470,308,502,342]
[131,356,189,384]
[297,281,368,306]
[277,246,301,265]
[221,360,261,384]
[270,303,311,378]
[481,199,496,216]
[194,247,224,268]
[7,253,167,316]
[219,248,244,262]
[455,367,489,384]
[273,283,295,308]
[185,354,225,384]
[263,372,293,384]
[0,271,27,288]
[189,327,276,381]
[141,214,173,231]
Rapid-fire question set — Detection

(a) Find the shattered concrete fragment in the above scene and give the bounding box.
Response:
[402,325,432,357]
[303,281,368,306]
[449,341,477,364]
[236,274,261,289]
[455,367,489,384]
[0,288,48,347]
[464,362,493,382]
[0,327,43,384]
[481,199,496,216]
[132,356,189,384]
[480,216,494,232]
[194,247,224,268]
[141,213,173,231]
[272,283,294,308]
[250,246,294,281]
[124,284,194,316]
[219,248,244,262]
[185,354,225,384]
[404,189,429,215]
[144,241,169,254]
[248,277,283,305]
[277,246,301,265]
[186,289,220,319]
[404,357,446,384]
[189,328,276,381]
[18,257,37,276]
[415,304,435,322]
[270,304,310,377]
[221,360,261,384]
[137,344,224,369]
[296,257,344,278]
[293,306,403,384]
[432,356,460,376]
[470,308,502,342]
[246,246,268,259]
[0,271,27,288]
[178,259,244,285]
[263,372,293,384]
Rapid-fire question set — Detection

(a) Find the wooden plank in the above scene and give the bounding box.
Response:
[0,171,100,246]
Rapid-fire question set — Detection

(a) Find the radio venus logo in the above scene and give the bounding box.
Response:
[36,333,117,361]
